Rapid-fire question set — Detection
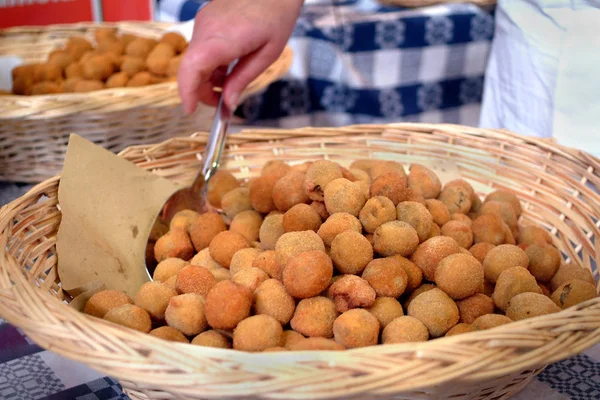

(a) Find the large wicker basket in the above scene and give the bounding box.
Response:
[1,123,599,400]
[0,21,293,183]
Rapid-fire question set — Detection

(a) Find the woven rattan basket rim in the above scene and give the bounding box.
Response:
[0,123,599,398]
[378,0,497,6]
[0,21,293,116]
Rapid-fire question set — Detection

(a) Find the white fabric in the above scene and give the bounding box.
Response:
[480,0,600,157]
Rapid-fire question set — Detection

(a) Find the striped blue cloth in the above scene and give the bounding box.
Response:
[156,0,496,128]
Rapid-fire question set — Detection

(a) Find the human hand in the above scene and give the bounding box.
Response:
[178,0,304,114]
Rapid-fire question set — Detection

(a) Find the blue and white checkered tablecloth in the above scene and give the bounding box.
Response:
[156,0,495,128]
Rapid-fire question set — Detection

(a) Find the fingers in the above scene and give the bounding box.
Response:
[223,44,283,110]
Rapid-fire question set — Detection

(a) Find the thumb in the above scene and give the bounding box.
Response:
[178,36,245,114]
[223,44,282,111]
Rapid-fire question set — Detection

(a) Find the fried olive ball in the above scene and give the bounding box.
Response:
[330,231,373,275]
[146,43,176,75]
[479,200,518,236]
[125,38,155,59]
[327,275,376,313]
[403,283,437,310]
[435,254,484,300]
[445,323,473,337]
[190,248,222,270]
[317,212,362,247]
[31,81,63,95]
[48,50,73,71]
[82,55,114,81]
[249,175,278,213]
[160,32,187,53]
[275,230,326,266]
[120,56,147,77]
[183,213,226,254]
[282,250,333,298]
[94,27,117,42]
[127,71,154,87]
[310,201,330,221]
[482,244,529,283]
[407,164,442,199]
[233,267,269,292]
[551,279,597,309]
[396,201,433,243]
[455,293,495,324]
[350,168,371,183]
[209,231,251,268]
[33,63,62,82]
[233,315,283,352]
[253,279,295,325]
[282,203,322,233]
[84,290,133,319]
[350,159,372,173]
[370,160,407,180]
[106,72,128,88]
[373,221,419,257]
[506,292,561,321]
[204,170,240,208]
[441,221,473,249]
[304,160,343,201]
[492,266,542,311]
[164,276,178,292]
[438,183,472,215]
[525,243,562,283]
[324,178,366,216]
[135,281,177,320]
[259,213,286,250]
[485,190,522,217]
[229,248,262,276]
[73,79,105,92]
[164,293,207,336]
[104,304,152,333]
[66,36,93,57]
[359,196,396,233]
[407,288,459,337]
[154,229,194,262]
[261,160,292,180]
[149,326,189,343]
[12,74,33,95]
[471,214,506,245]
[389,255,423,293]
[470,314,513,331]
[550,264,595,292]
[382,316,429,344]
[228,210,263,243]
[425,199,451,226]
[518,225,553,246]
[469,243,496,264]
[366,297,404,329]
[289,337,345,351]
[450,213,472,227]
[252,250,282,280]
[168,210,200,233]
[333,309,379,349]
[191,330,231,348]
[280,330,305,349]
[205,281,252,329]
[273,171,310,212]
[290,296,338,338]
[370,172,408,206]
[362,258,409,298]
[221,187,252,219]
[410,236,461,281]
[175,264,217,297]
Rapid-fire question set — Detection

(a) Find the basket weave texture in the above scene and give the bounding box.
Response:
[1,123,599,400]
[0,22,293,183]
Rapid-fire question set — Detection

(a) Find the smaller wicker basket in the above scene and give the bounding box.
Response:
[0,22,293,183]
